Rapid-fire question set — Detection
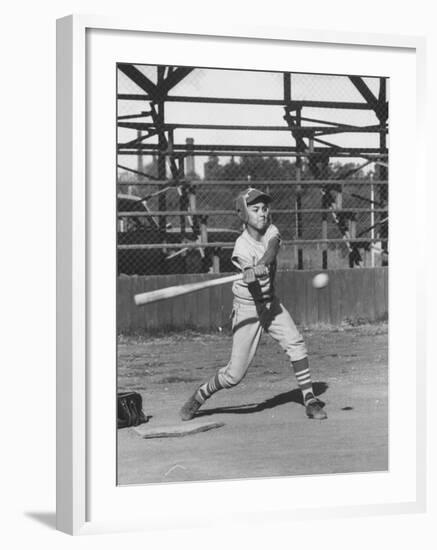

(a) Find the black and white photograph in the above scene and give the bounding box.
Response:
[115,64,389,485]
[1,0,434,542]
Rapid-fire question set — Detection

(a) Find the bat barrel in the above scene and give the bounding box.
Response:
[134,273,242,306]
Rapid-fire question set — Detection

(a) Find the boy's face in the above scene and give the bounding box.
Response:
[246,200,270,231]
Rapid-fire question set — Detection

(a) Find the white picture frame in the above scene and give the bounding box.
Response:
[56,14,427,535]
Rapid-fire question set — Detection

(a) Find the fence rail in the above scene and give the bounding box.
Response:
[116,177,389,186]
[118,238,388,250]
[119,208,387,217]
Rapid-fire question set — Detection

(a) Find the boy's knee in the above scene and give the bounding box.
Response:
[286,339,307,362]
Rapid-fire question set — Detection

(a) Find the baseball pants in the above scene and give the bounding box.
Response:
[217,297,307,388]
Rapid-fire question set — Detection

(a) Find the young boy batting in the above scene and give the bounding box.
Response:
[180,187,327,421]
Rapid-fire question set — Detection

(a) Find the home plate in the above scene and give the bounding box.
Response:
[132,419,225,439]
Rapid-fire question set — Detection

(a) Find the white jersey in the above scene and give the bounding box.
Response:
[231,224,281,304]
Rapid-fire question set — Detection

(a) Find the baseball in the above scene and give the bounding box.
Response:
[312,273,329,289]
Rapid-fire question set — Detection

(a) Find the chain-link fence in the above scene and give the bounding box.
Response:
[117,65,388,275]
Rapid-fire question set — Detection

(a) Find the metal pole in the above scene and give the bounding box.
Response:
[322,216,328,269]
[295,100,304,269]
[157,67,167,234]
[378,77,388,266]
[370,172,375,267]
[178,155,187,237]
[284,72,304,269]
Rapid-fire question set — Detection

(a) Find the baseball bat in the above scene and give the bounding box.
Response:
[134,273,243,306]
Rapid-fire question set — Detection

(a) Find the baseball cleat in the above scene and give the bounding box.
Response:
[305,396,327,420]
[180,391,204,421]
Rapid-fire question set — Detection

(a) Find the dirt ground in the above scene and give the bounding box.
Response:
[117,323,388,485]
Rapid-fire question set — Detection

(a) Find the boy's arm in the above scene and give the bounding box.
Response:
[233,255,268,284]
[256,235,281,267]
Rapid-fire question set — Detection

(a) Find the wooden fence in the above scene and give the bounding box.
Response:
[117,268,388,334]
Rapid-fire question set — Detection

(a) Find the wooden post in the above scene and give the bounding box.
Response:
[199,215,208,263]
[200,216,208,244]
[212,249,220,273]
[283,72,291,104]
[186,137,195,176]
[350,216,357,239]
[336,187,343,210]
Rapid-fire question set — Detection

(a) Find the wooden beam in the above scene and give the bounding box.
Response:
[159,67,193,96]
[118,94,377,109]
[117,63,157,99]
[349,76,378,108]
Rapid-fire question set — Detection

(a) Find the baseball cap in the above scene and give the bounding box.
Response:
[235,187,272,223]
[244,188,272,205]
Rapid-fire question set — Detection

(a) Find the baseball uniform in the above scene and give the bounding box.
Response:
[215,223,307,389]
[180,188,327,421]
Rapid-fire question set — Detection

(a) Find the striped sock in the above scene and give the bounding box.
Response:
[196,373,224,403]
[292,357,315,403]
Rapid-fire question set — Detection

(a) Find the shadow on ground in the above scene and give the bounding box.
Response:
[197,381,328,417]
[25,511,56,530]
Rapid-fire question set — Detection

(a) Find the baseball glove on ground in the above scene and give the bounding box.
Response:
[117,391,148,428]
